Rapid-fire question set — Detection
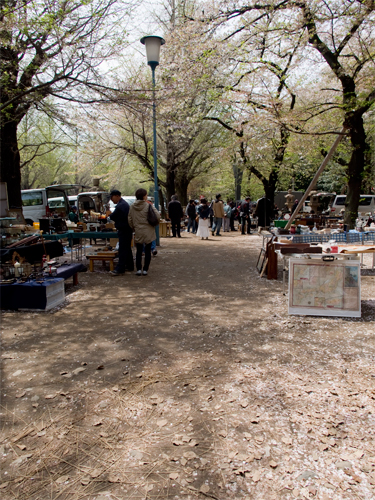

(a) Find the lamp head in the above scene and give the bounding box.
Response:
[140,35,165,67]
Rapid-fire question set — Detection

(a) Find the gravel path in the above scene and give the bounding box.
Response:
[1,231,375,499]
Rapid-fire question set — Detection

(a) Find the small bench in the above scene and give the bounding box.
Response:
[87,253,118,272]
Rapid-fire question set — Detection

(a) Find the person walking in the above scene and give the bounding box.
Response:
[223,201,232,232]
[128,188,160,276]
[108,190,134,276]
[168,195,184,237]
[240,197,251,235]
[186,199,197,233]
[196,198,211,240]
[211,194,225,236]
[229,201,237,231]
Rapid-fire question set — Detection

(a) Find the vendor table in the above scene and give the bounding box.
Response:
[0,240,64,264]
[338,245,375,270]
[44,231,119,261]
[0,278,65,311]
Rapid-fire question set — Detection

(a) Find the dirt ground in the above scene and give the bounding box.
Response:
[1,229,375,500]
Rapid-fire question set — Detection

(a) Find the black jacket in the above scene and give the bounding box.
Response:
[168,200,184,220]
[109,198,132,233]
[240,201,250,216]
[187,204,196,218]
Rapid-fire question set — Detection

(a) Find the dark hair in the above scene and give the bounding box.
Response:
[200,198,207,204]
[245,196,250,201]
[110,189,121,197]
[189,199,195,204]
[216,193,221,199]
[171,194,178,201]
[135,188,147,200]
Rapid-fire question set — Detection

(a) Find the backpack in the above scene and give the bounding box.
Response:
[147,204,159,227]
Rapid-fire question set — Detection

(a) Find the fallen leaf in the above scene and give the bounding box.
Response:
[96,365,104,370]
[0,482,9,489]
[252,470,261,482]
[200,484,210,493]
[80,477,90,486]
[269,460,278,468]
[183,451,197,460]
[55,475,69,484]
[169,472,179,480]
[282,437,293,445]
[15,391,26,398]
[108,474,120,483]
[45,394,56,399]
[180,457,187,466]
[72,367,86,375]
[90,469,101,478]
[157,419,168,427]
[218,430,227,438]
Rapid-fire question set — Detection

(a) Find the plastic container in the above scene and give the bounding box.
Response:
[33,222,40,229]
[274,220,288,228]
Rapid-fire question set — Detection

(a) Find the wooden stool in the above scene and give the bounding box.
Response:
[87,254,117,272]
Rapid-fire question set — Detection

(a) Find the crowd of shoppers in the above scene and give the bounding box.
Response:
[108,189,273,276]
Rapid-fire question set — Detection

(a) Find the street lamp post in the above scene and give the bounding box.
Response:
[140,35,165,246]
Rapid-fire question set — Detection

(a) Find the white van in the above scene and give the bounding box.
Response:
[330,194,375,216]
[108,196,154,212]
[21,185,71,225]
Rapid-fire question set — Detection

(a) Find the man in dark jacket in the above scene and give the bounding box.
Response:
[168,194,184,237]
[108,190,134,275]
[240,197,251,234]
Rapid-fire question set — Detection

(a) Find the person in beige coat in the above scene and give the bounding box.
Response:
[128,188,160,275]
[211,193,225,236]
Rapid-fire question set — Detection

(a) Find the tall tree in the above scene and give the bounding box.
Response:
[202,0,375,227]
[0,0,135,208]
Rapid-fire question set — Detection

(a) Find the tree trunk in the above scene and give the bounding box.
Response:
[0,120,22,208]
[175,176,189,206]
[165,172,175,203]
[232,162,243,202]
[344,113,368,228]
[264,172,277,206]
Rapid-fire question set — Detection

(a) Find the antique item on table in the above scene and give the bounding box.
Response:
[285,189,295,212]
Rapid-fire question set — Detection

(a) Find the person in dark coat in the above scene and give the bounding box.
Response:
[240,197,251,234]
[229,201,237,231]
[168,194,184,237]
[108,189,134,275]
[255,196,273,228]
[186,199,197,233]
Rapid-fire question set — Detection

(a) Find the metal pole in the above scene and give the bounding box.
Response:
[285,127,346,230]
[151,63,160,246]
